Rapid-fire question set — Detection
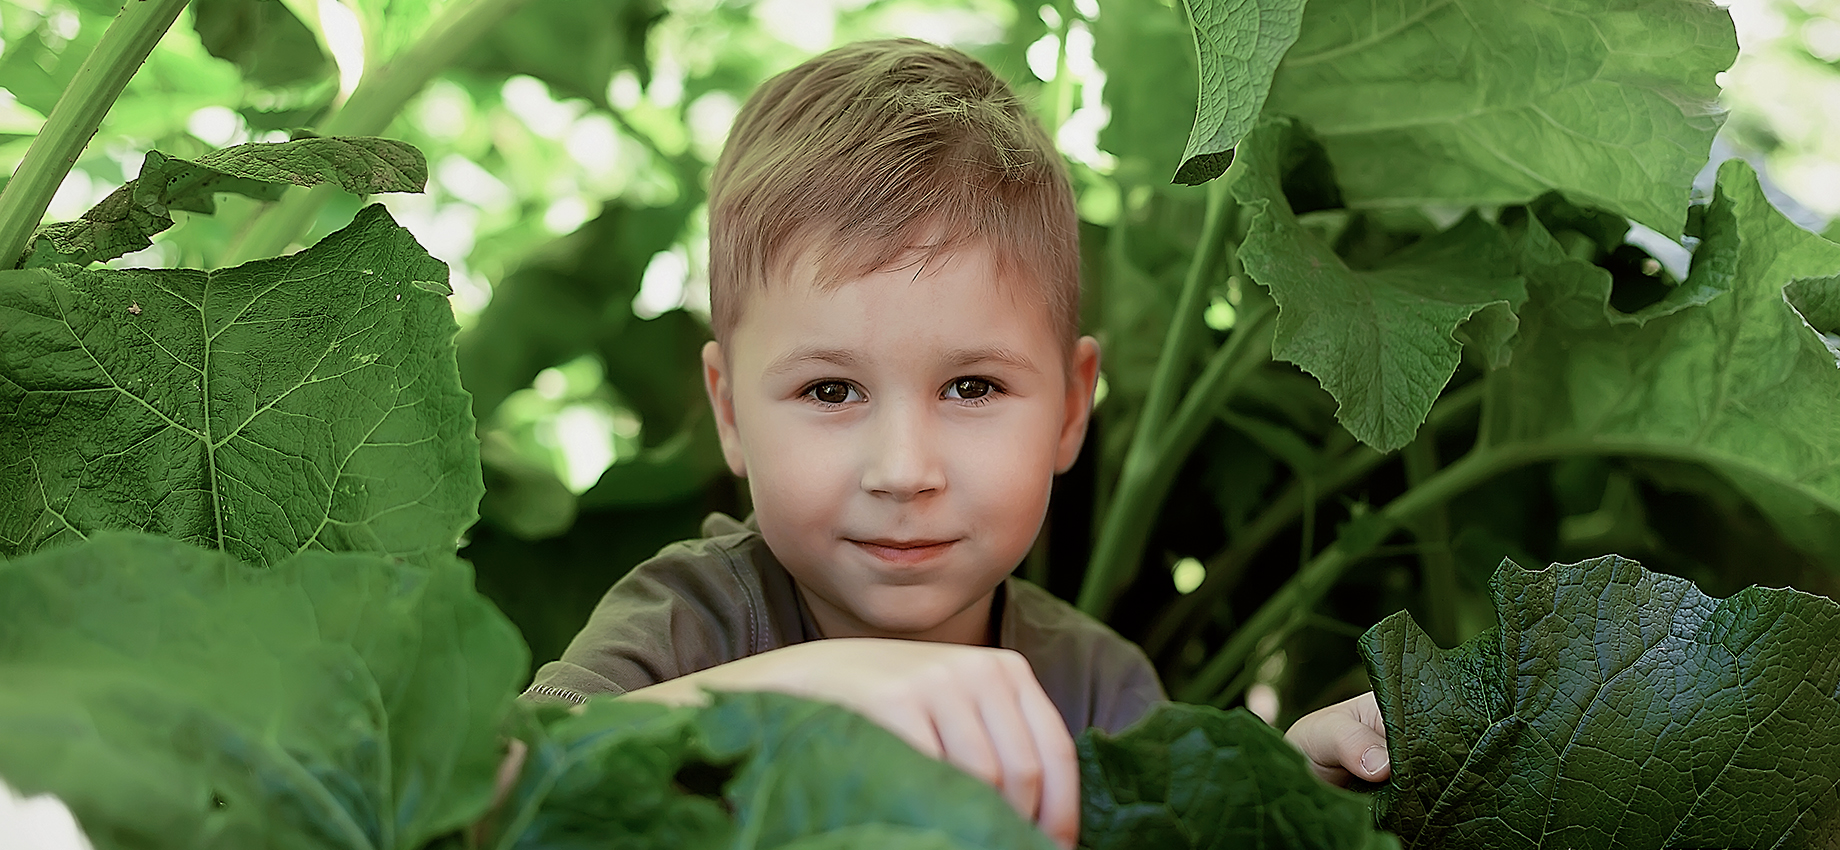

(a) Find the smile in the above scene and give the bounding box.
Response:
[849,538,956,565]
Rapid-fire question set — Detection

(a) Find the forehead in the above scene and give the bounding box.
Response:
[730,240,1062,366]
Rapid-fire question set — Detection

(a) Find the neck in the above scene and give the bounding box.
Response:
[798,584,1000,646]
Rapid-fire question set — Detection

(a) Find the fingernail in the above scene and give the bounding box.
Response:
[1360,745,1388,776]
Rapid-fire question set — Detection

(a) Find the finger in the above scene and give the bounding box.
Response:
[971,670,1047,823]
[1284,694,1390,786]
[928,689,1008,795]
[1343,691,1391,782]
[876,699,947,761]
[1000,653,1080,850]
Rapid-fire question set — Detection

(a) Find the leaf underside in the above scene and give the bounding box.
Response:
[1229,118,1527,451]
[1174,0,1309,184]
[1264,0,1736,235]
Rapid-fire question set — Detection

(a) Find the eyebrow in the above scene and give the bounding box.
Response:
[760,345,1040,376]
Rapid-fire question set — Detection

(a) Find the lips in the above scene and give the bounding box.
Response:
[849,537,956,565]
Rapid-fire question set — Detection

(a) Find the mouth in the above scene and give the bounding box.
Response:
[848,538,957,565]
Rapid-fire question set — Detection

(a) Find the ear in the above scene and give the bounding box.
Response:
[1054,336,1101,474]
[702,340,748,478]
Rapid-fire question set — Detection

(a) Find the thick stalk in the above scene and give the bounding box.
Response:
[1177,438,1587,705]
[1077,180,1235,615]
[0,0,191,268]
[220,0,536,264]
[1403,430,1461,646]
[1141,381,1484,659]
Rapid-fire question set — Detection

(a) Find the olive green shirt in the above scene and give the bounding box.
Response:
[524,513,1166,735]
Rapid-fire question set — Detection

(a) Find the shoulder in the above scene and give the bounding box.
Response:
[1002,578,1166,735]
[525,512,792,703]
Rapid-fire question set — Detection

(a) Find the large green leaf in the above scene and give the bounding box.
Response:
[1265,0,1736,233]
[1078,703,1398,850]
[0,532,528,850]
[1361,554,1840,848]
[1488,160,1840,541]
[21,138,426,268]
[1231,118,1527,451]
[0,204,480,566]
[493,692,1057,850]
[1172,0,1309,184]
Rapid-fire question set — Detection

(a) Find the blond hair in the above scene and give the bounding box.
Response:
[708,38,1080,348]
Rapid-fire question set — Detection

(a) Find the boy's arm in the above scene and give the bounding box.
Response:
[1283,690,1391,786]
[622,638,1081,850]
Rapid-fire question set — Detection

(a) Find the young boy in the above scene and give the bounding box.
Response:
[522,38,1388,847]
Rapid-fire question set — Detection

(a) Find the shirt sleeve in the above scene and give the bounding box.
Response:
[1089,640,1168,735]
[520,533,763,706]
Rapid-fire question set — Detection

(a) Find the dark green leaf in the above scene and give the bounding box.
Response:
[478,432,578,541]
[459,201,691,421]
[1094,0,1200,184]
[191,0,333,88]
[1265,0,1736,233]
[1078,703,1398,850]
[1230,118,1527,451]
[21,139,426,268]
[0,204,481,566]
[1173,0,1308,184]
[1362,554,1840,848]
[0,532,528,850]
[455,0,665,104]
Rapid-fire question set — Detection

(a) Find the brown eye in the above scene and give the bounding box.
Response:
[951,378,991,400]
[812,382,853,404]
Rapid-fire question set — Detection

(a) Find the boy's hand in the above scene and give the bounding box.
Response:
[625,638,1080,849]
[1283,690,1391,786]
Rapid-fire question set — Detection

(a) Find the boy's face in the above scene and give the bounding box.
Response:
[702,240,1099,646]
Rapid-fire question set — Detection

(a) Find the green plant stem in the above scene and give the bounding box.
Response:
[1177,436,1669,706]
[220,0,536,265]
[1077,180,1238,616]
[0,0,190,269]
[1141,381,1485,660]
[1403,430,1461,647]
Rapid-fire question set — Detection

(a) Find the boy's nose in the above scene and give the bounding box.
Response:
[859,407,946,500]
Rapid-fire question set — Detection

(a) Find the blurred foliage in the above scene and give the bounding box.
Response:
[5,0,1837,722]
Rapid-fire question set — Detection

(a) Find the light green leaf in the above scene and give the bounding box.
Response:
[21,138,426,268]
[1078,703,1399,850]
[1266,0,1736,234]
[1362,554,1840,848]
[1489,159,1840,539]
[1231,118,1527,451]
[0,532,528,850]
[697,693,1060,850]
[0,204,481,566]
[1173,0,1309,184]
